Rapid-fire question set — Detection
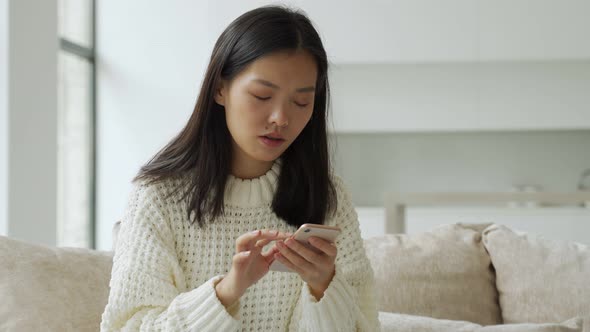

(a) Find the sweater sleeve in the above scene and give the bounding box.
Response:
[288,175,380,332]
[100,181,241,332]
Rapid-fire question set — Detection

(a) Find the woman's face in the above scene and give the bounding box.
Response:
[215,49,317,170]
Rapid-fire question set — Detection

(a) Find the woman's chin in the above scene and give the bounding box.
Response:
[249,148,285,162]
[255,153,282,163]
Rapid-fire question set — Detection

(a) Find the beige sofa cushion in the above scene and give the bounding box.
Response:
[482,224,590,325]
[364,223,502,325]
[378,311,583,332]
[0,235,114,332]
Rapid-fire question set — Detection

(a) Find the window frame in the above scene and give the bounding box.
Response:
[58,0,96,249]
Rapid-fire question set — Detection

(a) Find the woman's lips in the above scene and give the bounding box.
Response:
[259,136,285,148]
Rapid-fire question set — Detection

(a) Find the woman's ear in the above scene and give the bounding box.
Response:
[214,80,226,107]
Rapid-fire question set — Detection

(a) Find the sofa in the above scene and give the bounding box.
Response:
[0,222,588,331]
[366,223,589,331]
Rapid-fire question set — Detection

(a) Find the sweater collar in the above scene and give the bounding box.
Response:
[224,159,282,207]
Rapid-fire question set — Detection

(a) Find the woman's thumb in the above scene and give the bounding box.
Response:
[233,250,251,266]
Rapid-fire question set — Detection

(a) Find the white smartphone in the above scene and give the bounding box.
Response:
[269,223,341,273]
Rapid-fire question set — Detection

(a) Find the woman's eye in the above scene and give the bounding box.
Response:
[253,95,271,101]
[294,102,309,108]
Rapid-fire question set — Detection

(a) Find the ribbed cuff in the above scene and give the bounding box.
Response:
[173,275,241,332]
[300,268,356,329]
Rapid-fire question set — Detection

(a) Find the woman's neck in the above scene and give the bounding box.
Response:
[230,157,275,180]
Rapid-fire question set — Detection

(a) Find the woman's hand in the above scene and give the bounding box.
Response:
[215,229,291,308]
[273,236,338,300]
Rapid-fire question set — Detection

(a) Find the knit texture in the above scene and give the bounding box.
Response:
[99,160,380,331]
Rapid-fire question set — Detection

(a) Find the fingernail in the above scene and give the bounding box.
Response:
[251,230,260,234]
[242,251,250,256]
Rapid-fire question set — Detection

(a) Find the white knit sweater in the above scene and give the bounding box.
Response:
[100,160,380,331]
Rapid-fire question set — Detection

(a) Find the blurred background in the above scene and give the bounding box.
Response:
[1,0,589,251]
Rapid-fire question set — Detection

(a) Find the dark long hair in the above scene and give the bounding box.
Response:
[134,5,337,227]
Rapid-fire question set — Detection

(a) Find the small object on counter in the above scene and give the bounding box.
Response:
[509,184,542,208]
[522,185,541,208]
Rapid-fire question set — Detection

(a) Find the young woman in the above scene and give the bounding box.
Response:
[100,5,379,331]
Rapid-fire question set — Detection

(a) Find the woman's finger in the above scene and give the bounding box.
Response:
[308,237,338,257]
[284,238,322,265]
[255,238,273,248]
[250,242,264,256]
[274,252,303,274]
[236,229,290,252]
[276,240,313,270]
[263,246,280,264]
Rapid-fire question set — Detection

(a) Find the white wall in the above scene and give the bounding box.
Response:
[330,62,590,132]
[0,0,8,236]
[207,0,590,63]
[96,1,211,250]
[2,0,58,245]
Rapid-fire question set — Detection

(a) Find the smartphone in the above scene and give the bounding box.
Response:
[269,223,341,273]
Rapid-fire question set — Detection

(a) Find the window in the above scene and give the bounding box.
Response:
[57,0,96,248]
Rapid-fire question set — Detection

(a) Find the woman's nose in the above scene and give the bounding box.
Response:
[269,104,289,128]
